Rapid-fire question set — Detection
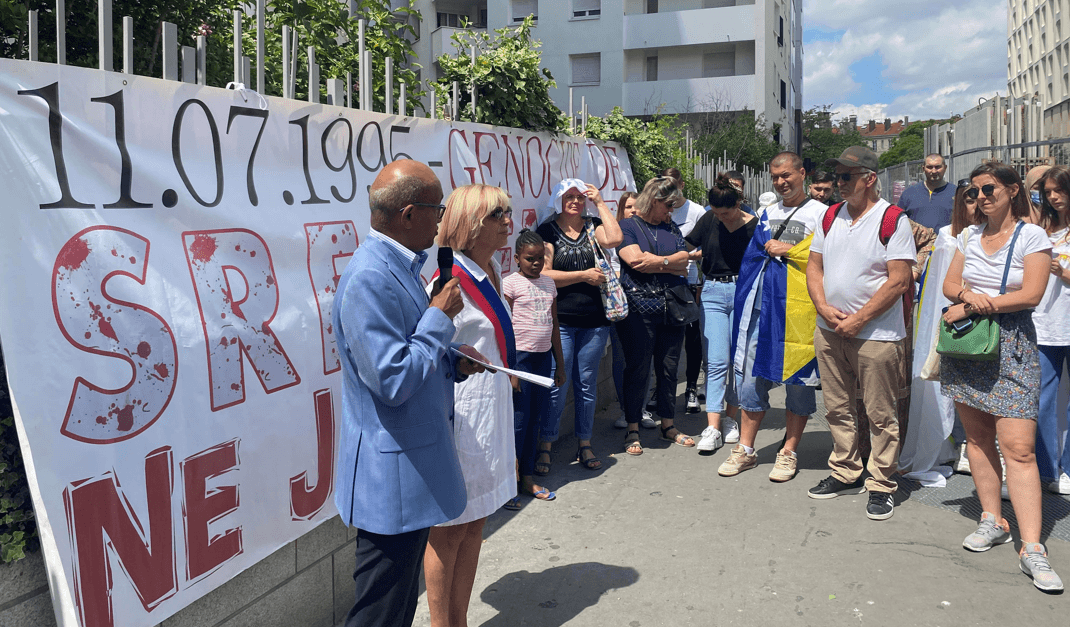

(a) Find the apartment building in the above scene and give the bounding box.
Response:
[1008,0,1070,137]
[409,0,803,148]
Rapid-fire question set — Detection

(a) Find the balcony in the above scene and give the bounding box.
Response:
[430,26,485,61]
[622,75,755,117]
[623,5,755,50]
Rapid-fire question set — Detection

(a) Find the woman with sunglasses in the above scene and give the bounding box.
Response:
[940,163,1061,591]
[1033,165,1070,495]
[616,176,699,454]
[534,179,623,473]
[424,185,519,627]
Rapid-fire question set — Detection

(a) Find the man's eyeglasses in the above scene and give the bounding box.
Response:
[836,171,867,182]
[487,206,513,221]
[411,202,447,219]
[963,184,997,200]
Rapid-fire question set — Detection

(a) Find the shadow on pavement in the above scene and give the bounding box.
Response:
[476,563,640,627]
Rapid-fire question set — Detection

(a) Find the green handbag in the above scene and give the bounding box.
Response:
[936,222,1023,361]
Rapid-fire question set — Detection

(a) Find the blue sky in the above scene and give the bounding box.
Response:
[801,0,1009,125]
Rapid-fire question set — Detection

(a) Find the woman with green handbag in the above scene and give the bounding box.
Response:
[939,162,1060,592]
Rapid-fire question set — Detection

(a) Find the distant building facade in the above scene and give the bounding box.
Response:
[1008,0,1070,138]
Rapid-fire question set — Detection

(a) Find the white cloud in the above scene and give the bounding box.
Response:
[802,0,1009,122]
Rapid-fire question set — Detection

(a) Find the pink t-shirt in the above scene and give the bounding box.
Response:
[503,273,557,353]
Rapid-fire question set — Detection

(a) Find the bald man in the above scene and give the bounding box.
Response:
[333,160,485,627]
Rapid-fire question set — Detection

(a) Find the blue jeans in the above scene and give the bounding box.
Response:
[702,281,738,412]
[1037,344,1070,480]
[736,301,816,416]
[542,324,609,442]
[514,350,552,477]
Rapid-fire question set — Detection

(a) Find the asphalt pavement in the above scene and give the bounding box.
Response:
[409,385,1069,627]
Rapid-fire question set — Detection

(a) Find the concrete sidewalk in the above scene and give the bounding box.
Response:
[409,386,1069,627]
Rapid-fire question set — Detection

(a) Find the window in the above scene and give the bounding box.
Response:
[778,16,784,46]
[647,0,659,14]
[573,0,601,18]
[571,53,601,85]
[512,0,538,23]
[780,80,787,109]
[646,56,658,82]
[437,12,462,27]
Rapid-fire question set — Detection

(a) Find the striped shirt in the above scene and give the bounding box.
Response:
[503,273,557,353]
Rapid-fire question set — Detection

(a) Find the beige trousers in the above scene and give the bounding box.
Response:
[814,327,904,493]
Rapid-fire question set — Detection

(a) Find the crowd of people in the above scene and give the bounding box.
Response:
[332,150,1070,627]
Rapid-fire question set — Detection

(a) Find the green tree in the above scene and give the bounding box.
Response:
[433,16,566,132]
[586,107,702,201]
[691,110,782,172]
[801,105,864,173]
[877,119,950,169]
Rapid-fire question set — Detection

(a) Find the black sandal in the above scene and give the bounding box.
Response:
[576,445,602,470]
[534,448,552,476]
[624,430,643,456]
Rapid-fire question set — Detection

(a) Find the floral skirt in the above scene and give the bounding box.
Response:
[940,309,1040,420]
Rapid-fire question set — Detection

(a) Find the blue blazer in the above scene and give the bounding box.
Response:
[332,235,467,534]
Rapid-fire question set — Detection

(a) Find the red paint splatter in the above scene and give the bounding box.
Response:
[249,250,256,257]
[219,337,229,347]
[324,286,331,294]
[129,256,136,264]
[108,404,135,431]
[235,245,242,251]
[57,237,91,271]
[98,319,118,342]
[230,337,238,345]
[326,324,333,335]
[111,249,119,257]
[261,321,272,335]
[266,276,274,286]
[230,383,241,391]
[154,363,169,378]
[190,234,217,263]
[221,312,226,319]
[96,415,107,425]
[84,332,91,339]
[331,234,338,244]
[137,341,152,358]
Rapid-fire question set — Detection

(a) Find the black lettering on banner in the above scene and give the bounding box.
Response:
[355,121,387,172]
[173,99,224,207]
[389,125,412,162]
[17,82,94,210]
[92,91,152,209]
[320,118,356,203]
[227,106,270,207]
[289,115,329,205]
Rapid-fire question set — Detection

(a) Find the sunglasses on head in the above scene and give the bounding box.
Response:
[957,179,972,188]
[963,184,997,200]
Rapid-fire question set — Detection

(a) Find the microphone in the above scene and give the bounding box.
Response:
[437,247,453,287]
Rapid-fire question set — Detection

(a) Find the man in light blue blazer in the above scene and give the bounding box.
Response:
[333,159,484,627]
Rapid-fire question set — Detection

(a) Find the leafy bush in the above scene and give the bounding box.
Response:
[0,354,37,564]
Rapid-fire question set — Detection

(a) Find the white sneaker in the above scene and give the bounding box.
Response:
[640,411,657,429]
[1048,472,1070,495]
[613,414,627,429]
[722,417,740,444]
[953,442,971,475]
[697,426,723,452]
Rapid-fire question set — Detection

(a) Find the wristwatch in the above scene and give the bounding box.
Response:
[662,257,669,267]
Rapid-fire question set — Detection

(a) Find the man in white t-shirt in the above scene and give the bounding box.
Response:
[717,152,826,481]
[664,167,709,414]
[806,145,915,521]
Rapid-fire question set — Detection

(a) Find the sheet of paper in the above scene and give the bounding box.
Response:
[451,348,554,388]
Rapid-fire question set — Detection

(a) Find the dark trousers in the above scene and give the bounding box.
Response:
[683,286,703,388]
[617,312,685,424]
[345,527,431,627]
[514,349,552,476]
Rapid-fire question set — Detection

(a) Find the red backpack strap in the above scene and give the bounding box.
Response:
[879,205,905,247]
[821,202,843,236]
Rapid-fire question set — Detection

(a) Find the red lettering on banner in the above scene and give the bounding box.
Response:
[52,227,178,444]
[63,447,177,627]
[447,129,476,188]
[290,389,336,520]
[605,147,629,191]
[182,439,242,582]
[586,142,610,190]
[501,134,526,198]
[304,223,359,374]
[473,131,499,187]
[525,136,547,198]
[544,140,561,190]
[182,229,300,411]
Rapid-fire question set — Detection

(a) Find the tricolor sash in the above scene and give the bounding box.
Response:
[433,263,516,368]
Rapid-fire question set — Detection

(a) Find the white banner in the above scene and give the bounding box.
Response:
[0,59,634,627]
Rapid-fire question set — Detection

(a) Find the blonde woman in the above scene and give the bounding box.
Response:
[424,184,517,626]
